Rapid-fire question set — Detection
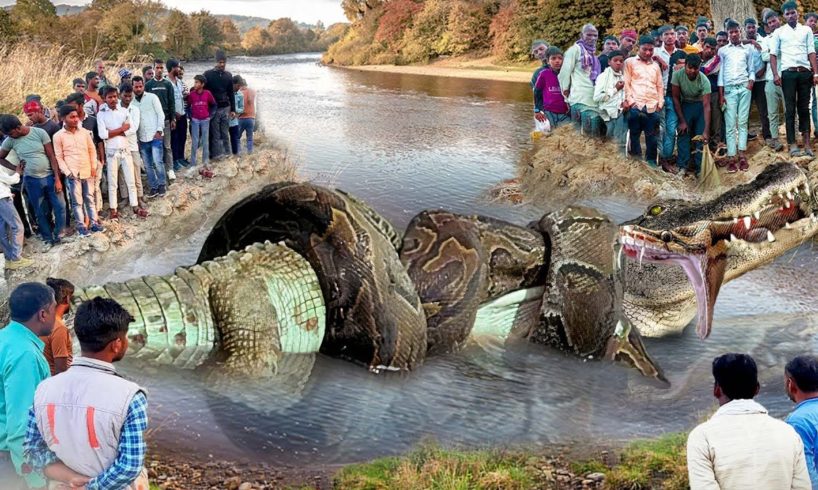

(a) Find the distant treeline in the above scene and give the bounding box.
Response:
[2,0,349,60]
[324,0,818,66]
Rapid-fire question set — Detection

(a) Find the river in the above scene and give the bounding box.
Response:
[111,53,818,466]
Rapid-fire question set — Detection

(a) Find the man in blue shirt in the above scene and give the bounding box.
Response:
[786,355,818,489]
[0,283,56,489]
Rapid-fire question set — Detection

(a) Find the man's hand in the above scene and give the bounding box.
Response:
[622,100,631,111]
[747,80,754,91]
[702,130,709,144]
[719,95,726,108]
[54,177,63,194]
[170,119,176,131]
[562,89,570,97]
[121,122,130,132]
[774,75,782,86]
[678,120,688,134]
[229,112,237,120]
[154,131,162,141]
[653,56,668,70]
[615,81,625,90]
[813,74,818,86]
[535,112,546,123]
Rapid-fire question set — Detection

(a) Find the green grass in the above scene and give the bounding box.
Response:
[333,444,538,490]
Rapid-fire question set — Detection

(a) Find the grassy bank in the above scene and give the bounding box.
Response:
[333,434,688,490]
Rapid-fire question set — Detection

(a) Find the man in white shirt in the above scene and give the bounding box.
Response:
[131,76,167,198]
[770,0,818,157]
[96,86,138,220]
[687,353,811,490]
[119,85,147,213]
[764,10,786,151]
[655,25,679,168]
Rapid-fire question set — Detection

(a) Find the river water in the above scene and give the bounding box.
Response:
[112,53,818,465]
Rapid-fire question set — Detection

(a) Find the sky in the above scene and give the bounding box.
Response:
[0,0,348,25]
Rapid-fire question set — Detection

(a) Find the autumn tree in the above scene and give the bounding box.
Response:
[0,10,19,43]
[242,26,272,55]
[191,10,225,59]
[402,0,452,61]
[11,0,57,39]
[374,0,423,47]
[221,19,242,52]
[342,0,385,21]
[164,10,200,59]
[266,18,306,54]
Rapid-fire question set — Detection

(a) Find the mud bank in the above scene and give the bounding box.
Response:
[491,125,818,207]
[334,55,533,84]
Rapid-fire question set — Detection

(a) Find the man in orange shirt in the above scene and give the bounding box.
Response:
[624,35,665,167]
[40,278,74,375]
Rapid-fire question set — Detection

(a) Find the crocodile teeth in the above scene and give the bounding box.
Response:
[767,230,776,242]
[804,182,810,195]
[785,200,792,209]
[785,222,793,229]
[743,216,752,229]
[623,225,633,233]
[753,211,761,220]
[639,246,645,266]
[733,217,739,224]
[730,233,739,242]
[787,191,794,200]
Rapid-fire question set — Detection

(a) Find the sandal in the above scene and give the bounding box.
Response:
[738,156,749,171]
[199,167,214,179]
[134,207,149,219]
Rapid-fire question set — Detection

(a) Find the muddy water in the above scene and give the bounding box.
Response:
[108,54,818,465]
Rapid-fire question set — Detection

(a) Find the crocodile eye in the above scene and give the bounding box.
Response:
[649,205,664,217]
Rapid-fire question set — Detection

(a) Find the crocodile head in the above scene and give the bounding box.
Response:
[618,162,818,339]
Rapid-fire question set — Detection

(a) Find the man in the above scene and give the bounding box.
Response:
[41,278,74,375]
[764,10,787,151]
[64,92,105,213]
[118,67,132,87]
[656,25,686,172]
[204,50,236,161]
[0,116,66,246]
[694,23,710,51]
[785,355,818,488]
[701,38,724,151]
[806,12,818,138]
[141,65,154,82]
[0,147,31,270]
[97,86,142,220]
[620,29,638,57]
[687,353,811,489]
[623,36,664,167]
[25,297,150,490]
[72,78,86,95]
[771,1,818,157]
[23,101,58,141]
[746,17,772,145]
[559,24,603,137]
[716,30,729,50]
[598,35,620,71]
[529,40,549,89]
[94,59,110,91]
[0,283,56,489]
[719,20,754,173]
[84,71,102,117]
[238,77,256,155]
[54,105,103,237]
[167,59,188,171]
[132,76,167,197]
[677,25,702,55]
[145,59,176,181]
[119,85,147,210]
[672,54,711,177]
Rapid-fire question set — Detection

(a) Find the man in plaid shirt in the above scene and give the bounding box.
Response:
[22,297,149,489]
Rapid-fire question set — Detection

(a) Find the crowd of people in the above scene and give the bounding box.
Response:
[532,1,818,177]
[0,51,257,271]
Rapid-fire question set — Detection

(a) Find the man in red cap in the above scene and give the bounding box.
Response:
[620,29,638,57]
[24,101,59,141]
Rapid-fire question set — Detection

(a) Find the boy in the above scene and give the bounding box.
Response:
[53,105,103,236]
[24,297,149,489]
[229,75,245,156]
[238,78,256,155]
[672,54,712,177]
[40,278,74,375]
[534,47,570,129]
[594,50,627,153]
[188,74,217,176]
[97,86,144,219]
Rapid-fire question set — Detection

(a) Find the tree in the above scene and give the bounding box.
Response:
[88,0,120,12]
[342,0,385,21]
[164,10,200,59]
[0,10,19,43]
[11,0,57,38]
[710,0,755,32]
[220,19,242,52]
[266,18,306,54]
[242,26,272,55]
[191,10,225,59]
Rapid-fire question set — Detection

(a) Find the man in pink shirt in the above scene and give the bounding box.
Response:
[623,35,665,167]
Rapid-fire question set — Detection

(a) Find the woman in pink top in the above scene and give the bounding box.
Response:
[187,75,217,173]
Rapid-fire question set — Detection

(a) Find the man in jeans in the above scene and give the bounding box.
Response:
[204,50,236,160]
[623,36,664,167]
[145,59,176,181]
[167,59,188,171]
[764,10,787,151]
[96,87,143,220]
[745,18,772,146]
[119,85,147,210]
[770,1,818,157]
[718,20,754,172]
[64,93,105,213]
[0,116,65,247]
[53,105,104,237]
[238,77,256,154]
[132,76,167,197]
[0,154,31,269]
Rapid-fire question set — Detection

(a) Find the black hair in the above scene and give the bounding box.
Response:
[807,12,818,21]
[85,71,98,83]
[608,49,625,60]
[782,1,798,13]
[154,58,164,66]
[545,46,563,58]
[786,356,818,392]
[132,75,144,84]
[141,66,152,75]
[58,105,77,119]
[65,92,85,106]
[0,115,22,134]
[215,50,227,62]
[713,353,759,400]
[9,282,55,323]
[166,58,179,71]
[45,278,74,305]
[72,78,85,87]
[232,75,244,86]
[193,74,206,84]
[55,99,65,109]
[703,37,718,47]
[102,86,118,97]
[74,297,134,353]
[686,54,702,68]
[726,19,741,30]
[119,83,133,94]
[716,31,728,38]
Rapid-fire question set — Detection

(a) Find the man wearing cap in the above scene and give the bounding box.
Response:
[23,101,59,141]
[770,0,818,157]
[620,29,638,57]
[204,51,236,161]
[745,17,772,146]
[559,24,603,136]
[118,67,132,87]
[623,35,664,167]
[598,35,620,71]
[677,25,701,55]
[763,10,786,151]
[719,19,755,172]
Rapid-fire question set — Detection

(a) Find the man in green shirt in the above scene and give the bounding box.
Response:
[0,283,56,489]
[671,54,711,177]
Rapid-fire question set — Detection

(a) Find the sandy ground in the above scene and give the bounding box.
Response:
[335,55,534,84]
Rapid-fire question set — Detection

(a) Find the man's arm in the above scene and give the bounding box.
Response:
[654,67,664,110]
[53,134,70,177]
[43,143,62,192]
[791,430,812,490]
[702,88,711,141]
[227,75,236,113]
[558,48,576,97]
[50,327,71,374]
[84,131,97,176]
[623,59,634,109]
[152,96,165,138]
[686,427,720,490]
[0,147,18,172]
[166,81,175,121]
[5,355,48,488]
[85,392,148,490]
[126,108,139,138]
[671,83,686,132]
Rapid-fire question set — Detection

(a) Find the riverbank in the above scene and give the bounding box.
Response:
[333,55,534,84]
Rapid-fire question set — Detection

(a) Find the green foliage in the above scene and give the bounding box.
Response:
[402,0,452,62]
[191,10,225,59]
[164,9,200,59]
[11,0,58,39]
[0,10,19,42]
